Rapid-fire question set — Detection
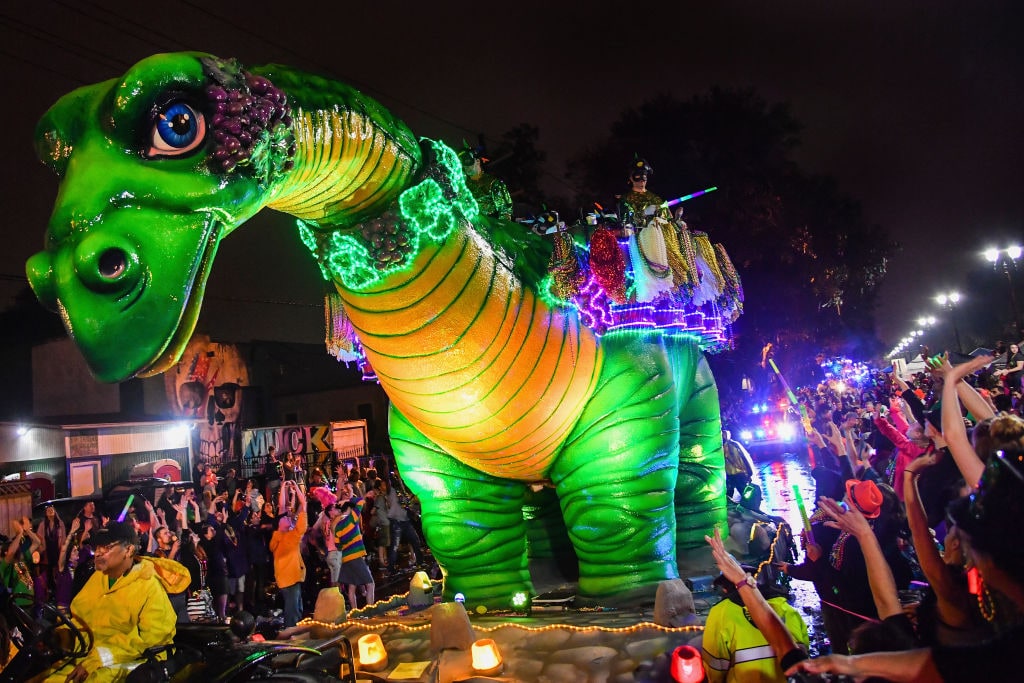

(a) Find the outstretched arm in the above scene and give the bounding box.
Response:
[928,352,996,423]
[21,518,42,556]
[291,480,307,512]
[278,478,289,514]
[941,355,992,487]
[706,527,806,668]
[903,454,973,629]
[786,649,942,682]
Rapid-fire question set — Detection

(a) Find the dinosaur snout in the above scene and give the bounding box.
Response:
[26,251,57,312]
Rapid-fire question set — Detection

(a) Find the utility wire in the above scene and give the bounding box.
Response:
[0,46,84,84]
[0,13,130,72]
[9,5,582,196]
[47,0,181,53]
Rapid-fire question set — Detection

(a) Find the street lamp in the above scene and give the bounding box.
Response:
[935,291,962,353]
[984,245,1022,332]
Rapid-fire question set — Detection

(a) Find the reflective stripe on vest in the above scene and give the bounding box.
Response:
[733,644,776,664]
[702,649,730,671]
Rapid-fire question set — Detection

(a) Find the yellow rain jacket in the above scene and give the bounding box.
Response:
[701,595,809,683]
[38,556,189,682]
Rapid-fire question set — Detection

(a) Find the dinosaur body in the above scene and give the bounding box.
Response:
[29,53,732,606]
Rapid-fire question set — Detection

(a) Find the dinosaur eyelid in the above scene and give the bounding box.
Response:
[146,102,206,158]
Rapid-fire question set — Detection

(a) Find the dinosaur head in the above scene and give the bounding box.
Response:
[27,53,294,382]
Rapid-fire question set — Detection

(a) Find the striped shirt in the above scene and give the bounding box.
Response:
[331,497,366,562]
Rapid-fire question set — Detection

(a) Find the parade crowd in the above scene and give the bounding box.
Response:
[3,343,1024,681]
[704,344,1024,682]
[0,444,429,637]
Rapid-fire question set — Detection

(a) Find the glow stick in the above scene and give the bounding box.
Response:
[117,494,135,523]
[770,358,816,462]
[792,485,814,545]
[661,186,718,209]
[768,359,799,406]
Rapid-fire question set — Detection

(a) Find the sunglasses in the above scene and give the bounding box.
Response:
[94,541,127,555]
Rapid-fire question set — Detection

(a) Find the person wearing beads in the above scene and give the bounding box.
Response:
[789,447,1024,681]
[777,479,902,654]
[903,450,992,647]
[789,354,1024,681]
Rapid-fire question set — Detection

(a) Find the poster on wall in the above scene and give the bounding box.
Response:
[241,424,333,479]
[164,334,250,469]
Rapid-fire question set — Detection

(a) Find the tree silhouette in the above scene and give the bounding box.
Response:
[568,87,894,380]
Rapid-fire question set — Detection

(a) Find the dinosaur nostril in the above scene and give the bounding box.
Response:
[98,248,127,279]
[74,234,141,293]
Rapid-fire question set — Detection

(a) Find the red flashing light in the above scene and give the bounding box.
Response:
[671,645,705,683]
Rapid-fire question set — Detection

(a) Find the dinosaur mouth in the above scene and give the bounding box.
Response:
[117,270,150,312]
[136,217,222,378]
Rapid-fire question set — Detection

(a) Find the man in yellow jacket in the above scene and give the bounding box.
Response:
[37,520,189,683]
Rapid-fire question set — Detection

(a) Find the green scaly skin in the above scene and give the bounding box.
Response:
[28,53,726,607]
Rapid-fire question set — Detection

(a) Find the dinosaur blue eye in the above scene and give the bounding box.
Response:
[147,102,205,157]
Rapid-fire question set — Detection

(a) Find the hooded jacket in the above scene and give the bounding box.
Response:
[41,556,188,682]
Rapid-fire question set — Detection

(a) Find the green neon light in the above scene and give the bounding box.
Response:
[298,139,479,290]
[536,274,575,310]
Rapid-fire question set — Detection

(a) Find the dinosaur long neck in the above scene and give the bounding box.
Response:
[259,67,422,228]
[336,228,603,481]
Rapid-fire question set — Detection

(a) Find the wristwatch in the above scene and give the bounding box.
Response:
[734,574,756,591]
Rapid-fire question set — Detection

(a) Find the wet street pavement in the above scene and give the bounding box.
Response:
[751,444,829,656]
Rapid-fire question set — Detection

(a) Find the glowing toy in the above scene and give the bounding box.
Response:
[29,53,741,606]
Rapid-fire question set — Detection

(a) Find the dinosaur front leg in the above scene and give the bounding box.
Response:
[673,352,727,559]
[388,406,532,608]
[551,333,684,604]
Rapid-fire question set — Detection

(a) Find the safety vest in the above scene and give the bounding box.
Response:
[701,596,809,682]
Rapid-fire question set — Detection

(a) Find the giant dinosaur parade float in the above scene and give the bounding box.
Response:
[26,52,766,680]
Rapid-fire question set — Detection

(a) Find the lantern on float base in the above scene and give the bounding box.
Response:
[470,638,503,676]
[356,633,388,672]
[409,571,433,609]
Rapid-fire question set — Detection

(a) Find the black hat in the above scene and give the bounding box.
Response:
[90,521,139,548]
[630,158,653,179]
[923,406,942,433]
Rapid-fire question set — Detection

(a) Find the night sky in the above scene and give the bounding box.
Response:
[2,1,1022,361]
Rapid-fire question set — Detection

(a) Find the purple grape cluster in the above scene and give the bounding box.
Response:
[204,72,295,177]
[360,211,414,269]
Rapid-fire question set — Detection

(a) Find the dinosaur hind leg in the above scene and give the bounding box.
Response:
[388,406,532,608]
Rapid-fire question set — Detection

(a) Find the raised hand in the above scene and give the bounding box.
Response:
[705,526,746,584]
[819,496,872,539]
[948,354,994,381]
[904,450,938,476]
